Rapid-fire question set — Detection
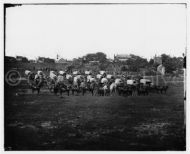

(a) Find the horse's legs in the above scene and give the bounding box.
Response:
[164,89,166,94]
[157,89,159,94]
[60,89,63,98]
[100,90,102,96]
[110,89,113,96]
[104,90,106,96]
[37,88,40,94]
[137,90,140,96]
[67,90,70,96]
[114,87,116,96]
[32,88,34,94]
[94,89,98,96]
[54,88,58,95]
[76,87,79,94]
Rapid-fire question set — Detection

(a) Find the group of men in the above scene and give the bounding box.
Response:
[25,69,167,97]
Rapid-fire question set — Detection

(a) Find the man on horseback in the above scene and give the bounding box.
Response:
[47,71,57,93]
[72,74,84,95]
[55,71,70,97]
[25,70,35,86]
[29,70,45,94]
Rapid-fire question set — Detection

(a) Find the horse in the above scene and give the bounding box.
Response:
[162,86,169,94]
[117,85,133,97]
[102,84,109,96]
[56,82,71,97]
[72,75,83,95]
[46,76,57,93]
[30,75,45,94]
[52,78,71,97]
[96,85,104,96]
[109,82,116,96]
[87,81,97,96]
[80,81,88,96]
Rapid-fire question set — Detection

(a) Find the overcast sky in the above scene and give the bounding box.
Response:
[5,4,186,60]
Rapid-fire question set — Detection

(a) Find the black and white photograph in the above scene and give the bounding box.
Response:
[2,0,188,151]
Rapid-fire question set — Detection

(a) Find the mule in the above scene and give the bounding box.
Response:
[30,76,45,94]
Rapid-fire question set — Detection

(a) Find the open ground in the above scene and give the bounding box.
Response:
[4,80,185,150]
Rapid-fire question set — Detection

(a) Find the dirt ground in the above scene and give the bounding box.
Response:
[4,82,185,150]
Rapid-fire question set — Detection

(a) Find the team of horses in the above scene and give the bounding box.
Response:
[25,70,169,97]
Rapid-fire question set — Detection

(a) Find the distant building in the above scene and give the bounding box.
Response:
[5,56,16,63]
[89,61,99,64]
[114,54,131,62]
[16,56,28,62]
[37,57,55,63]
[29,59,36,63]
[56,58,67,63]
[72,58,82,66]
[108,59,114,63]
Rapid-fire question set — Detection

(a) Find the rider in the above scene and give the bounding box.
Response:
[27,71,35,87]
[57,71,65,83]
[35,71,44,87]
[56,71,68,89]
[34,71,42,83]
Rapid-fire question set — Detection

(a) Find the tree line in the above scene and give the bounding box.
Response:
[72,52,184,74]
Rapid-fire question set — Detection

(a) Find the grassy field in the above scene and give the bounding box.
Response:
[4,81,185,150]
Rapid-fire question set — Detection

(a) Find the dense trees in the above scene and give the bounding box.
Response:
[119,54,183,74]
[126,54,149,72]
[85,52,107,63]
[161,54,183,73]
[73,52,183,75]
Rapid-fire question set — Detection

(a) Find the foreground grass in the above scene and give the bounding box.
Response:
[4,83,185,150]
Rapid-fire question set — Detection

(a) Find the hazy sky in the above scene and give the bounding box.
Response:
[5,4,186,60]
